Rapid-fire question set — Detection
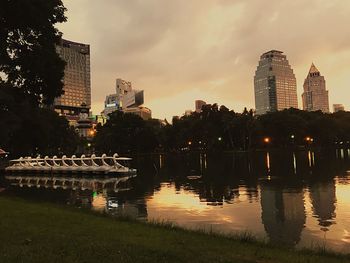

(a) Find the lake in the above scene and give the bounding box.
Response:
[1,149,350,253]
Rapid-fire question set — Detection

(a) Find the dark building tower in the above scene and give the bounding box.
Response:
[302,63,329,112]
[254,50,298,115]
[54,39,91,118]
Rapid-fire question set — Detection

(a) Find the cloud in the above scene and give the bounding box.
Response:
[59,0,350,119]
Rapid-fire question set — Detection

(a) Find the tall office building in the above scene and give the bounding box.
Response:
[254,50,298,115]
[54,39,91,117]
[302,63,329,113]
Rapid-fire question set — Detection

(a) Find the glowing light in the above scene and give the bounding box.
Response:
[264,137,270,143]
[305,136,313,142]
[266,152,270,172]
[218,137,222,141]
[188,141,192,145]
[308,151,313,167]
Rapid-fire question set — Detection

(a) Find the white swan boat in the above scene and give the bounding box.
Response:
[5,153,136,176]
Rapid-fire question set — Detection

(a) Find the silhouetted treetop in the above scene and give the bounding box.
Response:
[0,0,67,105]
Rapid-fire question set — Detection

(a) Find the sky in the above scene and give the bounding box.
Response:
[58,0,350,120]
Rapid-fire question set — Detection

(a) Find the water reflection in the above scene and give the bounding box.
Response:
[261,183,305,246]
[5,175,135,192]
[309,179,337,229]
[2,149,350,253]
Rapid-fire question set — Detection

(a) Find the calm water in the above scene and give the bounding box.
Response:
[1,149,350,253]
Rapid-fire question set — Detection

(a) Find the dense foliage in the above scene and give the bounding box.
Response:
[0,0,67,105]
[94,106,350,154]
[0,86,79,156]
[94,111,160,154]
[0,1,79,156]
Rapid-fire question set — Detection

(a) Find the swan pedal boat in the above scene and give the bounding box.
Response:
[5,154,136,176]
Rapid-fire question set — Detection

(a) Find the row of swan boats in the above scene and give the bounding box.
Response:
[5,154,137,176]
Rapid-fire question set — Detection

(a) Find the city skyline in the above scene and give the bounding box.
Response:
[58,0,350,120]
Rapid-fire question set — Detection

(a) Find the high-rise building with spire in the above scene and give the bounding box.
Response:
[254,50,298,115]
[302,63,329,113]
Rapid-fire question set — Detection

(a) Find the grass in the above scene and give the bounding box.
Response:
[0,196,349,263]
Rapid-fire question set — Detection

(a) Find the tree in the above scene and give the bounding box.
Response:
[94,111,159,154]
[0,0,67,105]
[0,1,79,156]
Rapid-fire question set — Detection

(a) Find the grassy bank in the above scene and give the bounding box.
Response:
[0,196,349,263]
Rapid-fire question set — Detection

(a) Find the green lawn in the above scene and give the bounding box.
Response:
[0,196,349,263]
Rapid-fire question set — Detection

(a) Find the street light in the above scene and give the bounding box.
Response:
[305,136,313,145]
[264,137,270,144]
[218,137,222,141]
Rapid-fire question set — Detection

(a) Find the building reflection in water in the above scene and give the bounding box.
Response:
[260,183,306,246]
[309,179,337,230]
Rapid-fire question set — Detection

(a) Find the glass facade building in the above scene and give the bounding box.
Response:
[302,63,329,113]
[54,39,91,116]
[254,50,298,115]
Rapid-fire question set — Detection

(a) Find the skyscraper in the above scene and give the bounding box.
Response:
[302,63,329,112]
[54,39,91,117]
[254,50,298,115]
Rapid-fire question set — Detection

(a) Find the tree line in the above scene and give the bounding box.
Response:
[93,105,350,154]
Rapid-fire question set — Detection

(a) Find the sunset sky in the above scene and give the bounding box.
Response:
[58,0,350,120]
